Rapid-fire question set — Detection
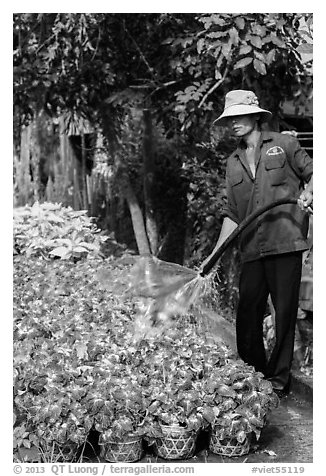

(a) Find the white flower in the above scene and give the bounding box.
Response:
[246,93,259,106]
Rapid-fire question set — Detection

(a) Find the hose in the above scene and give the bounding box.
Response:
[199,197,307,277]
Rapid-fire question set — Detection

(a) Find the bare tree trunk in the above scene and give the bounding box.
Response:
[30,117,41,202]
[119,170,151,255]
[59,116,72,205]
[117,169,152,255]
[15,124,34,206]
[99,107,151,255]
[143,109,159,255]
[73,156,82,210]
[81,132,89,210]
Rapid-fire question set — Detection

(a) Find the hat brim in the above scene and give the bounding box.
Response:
[213,105,272,126]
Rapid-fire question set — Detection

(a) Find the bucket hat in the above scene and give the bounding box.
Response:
[214,90,272,126]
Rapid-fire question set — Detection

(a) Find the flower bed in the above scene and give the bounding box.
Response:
[14,202,107,260]
[13,242,139,461]
[13,203,278,462]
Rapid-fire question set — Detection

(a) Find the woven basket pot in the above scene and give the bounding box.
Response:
[209,429,251,457]
[99,434,143,463]
[41,441,79,462]
[154,424,197,460]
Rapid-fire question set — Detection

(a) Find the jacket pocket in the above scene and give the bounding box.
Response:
[230,172,243,187]
[265,156,286,185]
[229,172,251,204]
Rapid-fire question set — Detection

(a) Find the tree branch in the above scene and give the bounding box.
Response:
[123,20,156,80]
[198,66,230,108]
[129,80,180,90]
[90,26,101,62]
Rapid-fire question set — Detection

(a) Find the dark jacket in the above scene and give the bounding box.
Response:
[224,131,313,262]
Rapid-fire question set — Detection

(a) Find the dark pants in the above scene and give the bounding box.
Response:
[236,252,303,390]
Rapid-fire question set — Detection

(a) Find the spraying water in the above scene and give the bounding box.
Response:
[126,255,222,340]
[100,198,310,342]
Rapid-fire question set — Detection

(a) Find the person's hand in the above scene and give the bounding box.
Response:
[281,130,298,137]
[198,255,212,277]
[297,189,313,213]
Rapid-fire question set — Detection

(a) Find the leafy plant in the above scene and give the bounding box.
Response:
[14,357,95,461]
[13,253,137,460]
[199,360,279,442]
[14,13,312,135]
[89,373,147,442]
[85,324,229,442]
[13,13,313,271]
[14,229,279,461]
[13,202,107,260]
[166,13,313,129]
[13,422,39,453]
[128,327,232,439]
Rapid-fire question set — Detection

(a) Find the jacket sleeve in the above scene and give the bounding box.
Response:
[285,136,313,182]
[222,161,240,224]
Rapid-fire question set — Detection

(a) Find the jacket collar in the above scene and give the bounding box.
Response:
[260,130,274,142]
[237,130,273,150]
[234,131,273,179]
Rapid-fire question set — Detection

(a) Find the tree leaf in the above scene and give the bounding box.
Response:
[229,27,239,45]
[253,59,267,75]
[239,44,252,55]
[221,39,232,59]
[254,51,266,62]
[197,38,205,54]
[249,35,262,49]
[49,246,70,258]
[270,34,285,47]
[251,24,266,37]
[215,69,222,80]
[207,31,228,39]
[234,57,253,69]
[235,17,245,30]
[296,43,313,55]
[266,49,276,65]
[161,37,173,45]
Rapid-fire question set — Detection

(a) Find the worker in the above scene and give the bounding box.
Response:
[200,90,313,397]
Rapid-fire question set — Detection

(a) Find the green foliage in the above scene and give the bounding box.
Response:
[14,13,312,134]
[172,13,311,109]
[13,13,313,272]
[13,423,39,452]
[14,245,277,460]
[200,360,278,442]
[13,202,107,260]
[13,253,137,459]
[164,13,313,130]
[14,14,111,122]
[13,13,186,126]
[131,329,231,438]
[181,133,236,265]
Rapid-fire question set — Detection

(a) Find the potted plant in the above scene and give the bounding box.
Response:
[141,375,206,460]
[14,351,94,462]
[134,327,231,460]
[199,360,279,457]
[14,385,93,462]
[14,202,107,260]
[88,360,147,463]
